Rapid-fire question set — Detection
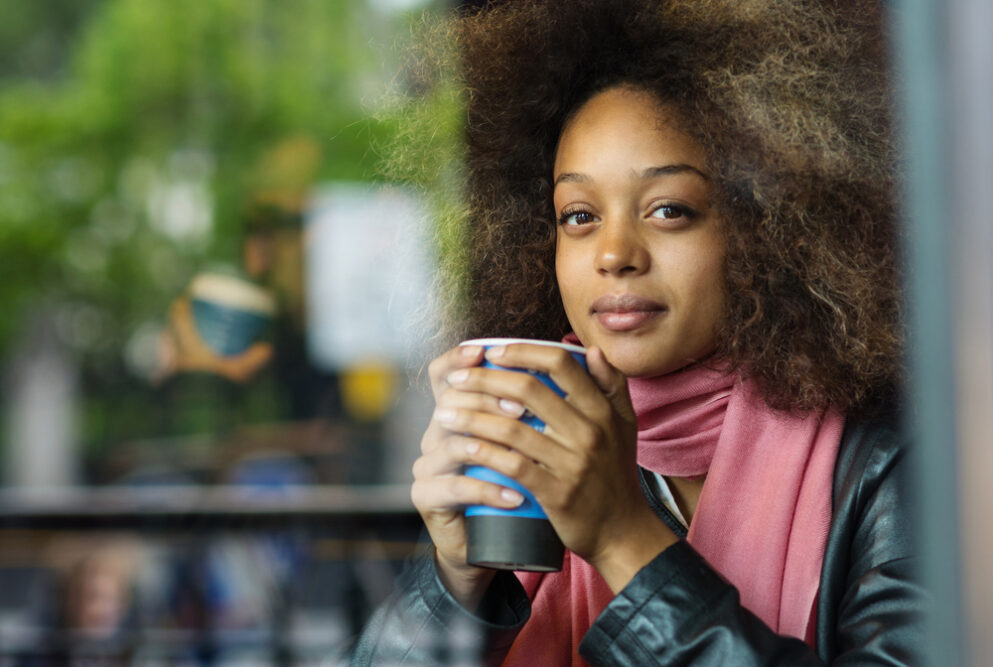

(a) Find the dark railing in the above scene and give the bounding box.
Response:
[0,485,424,665]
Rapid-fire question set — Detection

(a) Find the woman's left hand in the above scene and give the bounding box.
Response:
[437,342,676,591]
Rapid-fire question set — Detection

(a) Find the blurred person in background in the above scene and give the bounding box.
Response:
[158,137,318,396]
[153,136,344,444]
[63,542,137,639]
[27,537,142,667]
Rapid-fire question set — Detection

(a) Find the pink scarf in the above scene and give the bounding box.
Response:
[503,362,843,666]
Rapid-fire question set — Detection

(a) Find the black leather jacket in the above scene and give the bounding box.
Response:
[351,417,925,665]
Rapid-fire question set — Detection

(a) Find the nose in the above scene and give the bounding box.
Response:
[595,217,650,276]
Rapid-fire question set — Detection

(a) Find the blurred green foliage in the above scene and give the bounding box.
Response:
[0,0,467,470]
[0,0,415,367]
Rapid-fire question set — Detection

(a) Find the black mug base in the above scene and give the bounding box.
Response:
[466,514,564,572]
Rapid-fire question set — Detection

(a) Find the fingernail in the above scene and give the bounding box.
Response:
[434,408,456,423]
[486,346,505,358]
[466,441,480,455]
[501,488,524,506]
[461,345,482,357]
[499,398,525,417]
[447,369,469,384]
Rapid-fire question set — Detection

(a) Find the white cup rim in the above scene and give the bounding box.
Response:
[460,337,586,356]
[189,273,276,315]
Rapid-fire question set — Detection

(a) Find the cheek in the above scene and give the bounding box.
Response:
[688,257,727,336]
[668,234,725,321]
[554,239,573,301]
[554,243,587,328]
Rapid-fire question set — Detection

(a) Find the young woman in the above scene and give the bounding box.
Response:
[353,0,922,664]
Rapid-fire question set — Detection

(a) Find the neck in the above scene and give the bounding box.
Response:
[666,475,705,525]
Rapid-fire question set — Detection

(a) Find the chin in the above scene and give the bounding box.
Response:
[620,363,680,379]
[602,339,716,378]
[599,347,676,378]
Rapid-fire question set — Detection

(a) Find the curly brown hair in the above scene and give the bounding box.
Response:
[411,0,901,415]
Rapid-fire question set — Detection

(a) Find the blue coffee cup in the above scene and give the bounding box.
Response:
[189,273,276,357]
[459,337,587,571]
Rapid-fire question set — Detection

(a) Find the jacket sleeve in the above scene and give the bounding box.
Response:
[579,541,823,665]
[579,423,924,666]
[349,549,530,666]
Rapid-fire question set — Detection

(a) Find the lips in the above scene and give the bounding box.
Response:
[591,293,666,332]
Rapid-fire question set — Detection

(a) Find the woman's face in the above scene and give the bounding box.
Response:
[553,86,726,378]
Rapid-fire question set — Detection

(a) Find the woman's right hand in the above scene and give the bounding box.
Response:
[411,343,528,609]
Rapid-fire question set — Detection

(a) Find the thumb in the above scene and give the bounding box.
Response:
[234,342,274,376]
[219,342,274,383]
[585,346,636,422]
[241,341,274,366]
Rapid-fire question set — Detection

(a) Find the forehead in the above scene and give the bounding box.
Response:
[553,87,706,178]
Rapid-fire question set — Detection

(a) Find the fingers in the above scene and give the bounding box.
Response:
[445,365,573,424]
[420,387,526,461]
[482,344,593,401]
[431,401,576,475]
[482,344,606,417]
[436,385,526,421]
[418,341,632,519]
[490,342,634,429]
[444,346,609,451]
[427,344,485,400]
[585,346,637,424]
[411,473,525,515]
[412,432,528,514]
[414,433,487,477]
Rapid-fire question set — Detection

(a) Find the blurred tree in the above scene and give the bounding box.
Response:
[0,1,103,82]
[0,0,426,460]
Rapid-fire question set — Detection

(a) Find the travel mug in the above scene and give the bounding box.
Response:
[460,337,587,571]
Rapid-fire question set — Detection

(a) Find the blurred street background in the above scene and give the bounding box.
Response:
[0,0,465,663]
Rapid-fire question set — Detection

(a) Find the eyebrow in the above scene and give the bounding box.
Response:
[553,163,709,187]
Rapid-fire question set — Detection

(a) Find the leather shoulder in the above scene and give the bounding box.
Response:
[830,415,914,565]
[816,414,923,663]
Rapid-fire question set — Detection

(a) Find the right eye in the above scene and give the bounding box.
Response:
[558,209,597,226]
